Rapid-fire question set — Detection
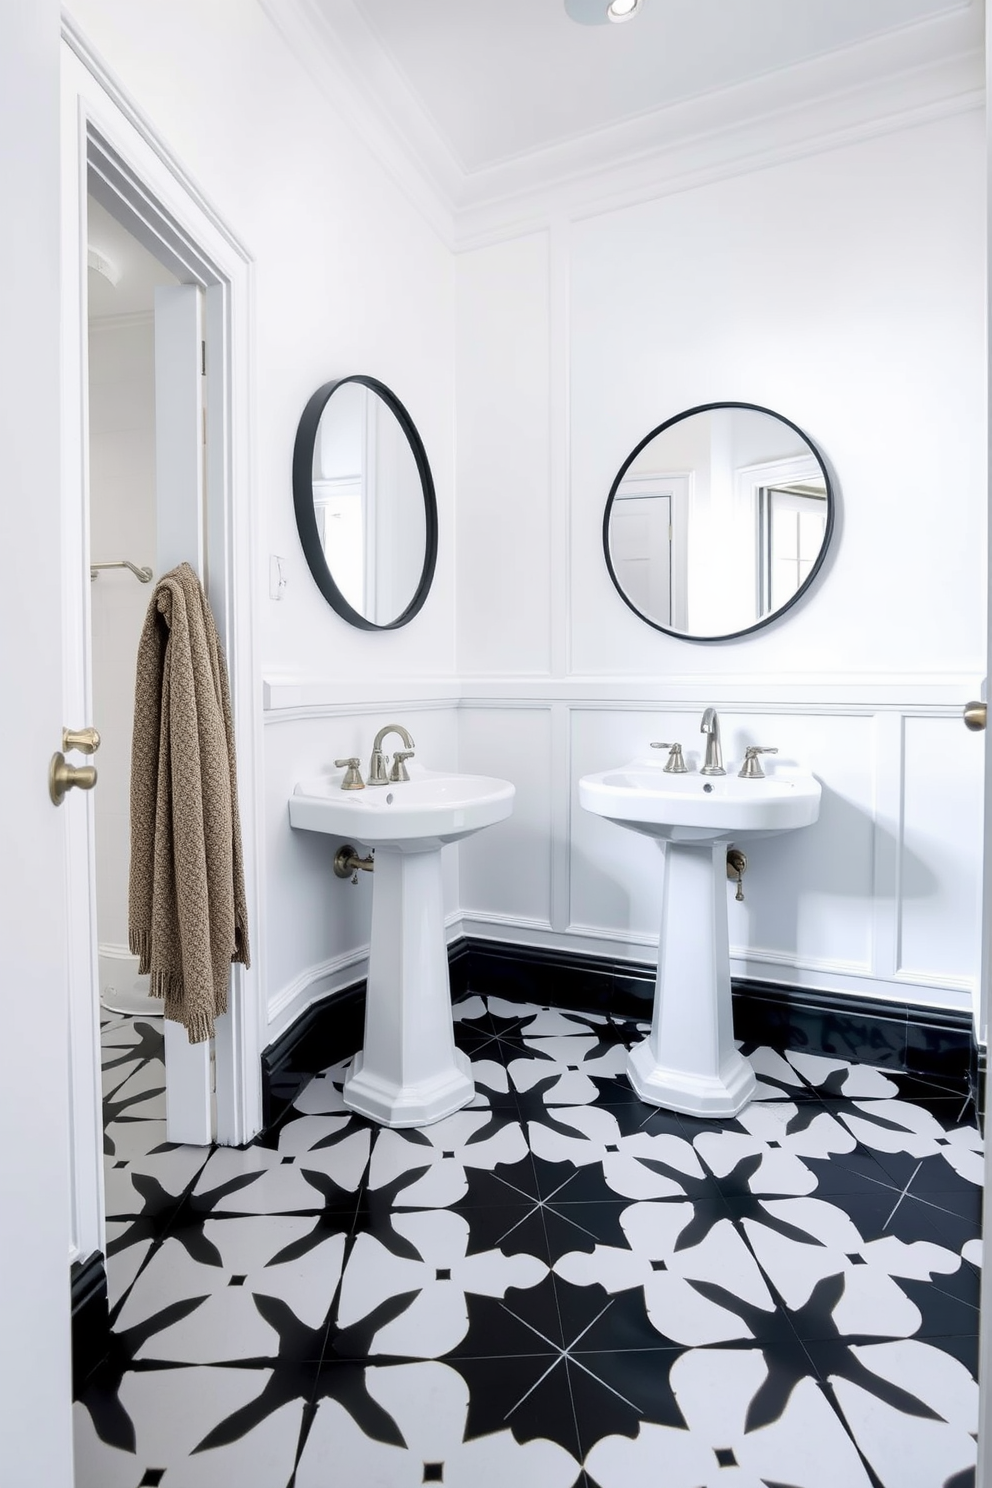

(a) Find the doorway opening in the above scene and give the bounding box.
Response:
[87,191,178,1022]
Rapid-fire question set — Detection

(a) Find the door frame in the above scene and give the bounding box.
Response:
[61,18,263,1264]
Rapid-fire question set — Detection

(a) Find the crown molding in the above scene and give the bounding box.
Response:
[256,1,982,251]
[255,0,456,247]
[455,50,983,248]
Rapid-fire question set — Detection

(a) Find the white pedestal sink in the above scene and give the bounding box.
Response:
[289,768,514,1127]
[580,760,821,1118]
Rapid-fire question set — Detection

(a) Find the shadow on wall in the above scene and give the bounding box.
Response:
[737,782,938,962]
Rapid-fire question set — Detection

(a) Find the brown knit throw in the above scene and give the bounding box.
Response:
[128,562,250,1042]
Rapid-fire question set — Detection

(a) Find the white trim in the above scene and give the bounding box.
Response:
[61,12,254,261]
[263,672,984,713]
[61,48,105,1274]
[262,678,463,714]
[549,218,572,679]
[457,70,984,251]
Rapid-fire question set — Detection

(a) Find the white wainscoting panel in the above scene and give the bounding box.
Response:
[898,713,983,990]
[457,705,554,927]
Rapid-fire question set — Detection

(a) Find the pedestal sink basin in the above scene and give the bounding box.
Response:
[290,768,514,1127]
[290,770,514,852]
[580,756,821,1118]
[579,764,821,842]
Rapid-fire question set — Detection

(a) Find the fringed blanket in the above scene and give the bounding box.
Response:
[128,562,250,1042]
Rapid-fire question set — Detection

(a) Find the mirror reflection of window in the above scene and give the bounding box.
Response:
[312,381,369,612]
[757,484,829,616]
[314,481,364,612]
[310,383,428,626]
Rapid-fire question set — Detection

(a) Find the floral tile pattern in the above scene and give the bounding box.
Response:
[76,999,983,1488]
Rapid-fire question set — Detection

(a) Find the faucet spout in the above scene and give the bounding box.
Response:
[368,723,415,786]
[700,707,725,776]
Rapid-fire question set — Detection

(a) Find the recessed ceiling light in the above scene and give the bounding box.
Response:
[564,0,644,25]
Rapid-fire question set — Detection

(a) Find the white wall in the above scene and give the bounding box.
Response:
[456,108,987,1018]
[65,0,460,1035]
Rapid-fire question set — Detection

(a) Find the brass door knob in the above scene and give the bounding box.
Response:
[49,752,98,806]
[63,725,101,755]
[963,701,987,732]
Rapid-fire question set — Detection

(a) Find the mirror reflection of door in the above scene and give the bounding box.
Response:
[611,474,689,630]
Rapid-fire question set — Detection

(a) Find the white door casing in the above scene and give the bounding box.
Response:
[154,281,214,1146]
[61,20,263,1288]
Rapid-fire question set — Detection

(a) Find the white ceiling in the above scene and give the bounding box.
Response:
[272,0,982,234]
[343,0,974,173]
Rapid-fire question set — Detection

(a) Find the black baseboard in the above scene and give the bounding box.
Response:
[976,1043,987,1125]
[261,981,367,1130]
[260,936,977,1127]
[71,1251,108,1394]
[462,939,975,1087]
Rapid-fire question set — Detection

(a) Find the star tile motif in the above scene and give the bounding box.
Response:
[78,995,983,1487]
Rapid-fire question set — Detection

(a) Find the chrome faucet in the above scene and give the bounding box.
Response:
[368,723,415,786]
[700,707,725,776]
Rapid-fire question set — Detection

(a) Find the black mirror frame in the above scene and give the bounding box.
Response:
[293,374,439,631]
[603,400,835,643]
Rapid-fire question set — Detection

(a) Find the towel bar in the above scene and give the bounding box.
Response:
[91,559,153,583]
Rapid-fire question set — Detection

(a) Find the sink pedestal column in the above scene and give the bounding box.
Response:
[627,839,755,1117]
[343,846,475,1127]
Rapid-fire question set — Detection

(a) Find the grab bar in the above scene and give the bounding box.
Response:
[90,559,153,583]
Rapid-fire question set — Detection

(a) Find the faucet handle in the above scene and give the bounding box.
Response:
[389,750,415,783]
[651,742,688,774]
[738,747,777,779]
[335,757,365,790]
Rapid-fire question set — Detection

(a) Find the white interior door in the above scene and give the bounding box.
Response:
[0,2,75,1483]
[153,282,216,1146]
[611,492,673,624]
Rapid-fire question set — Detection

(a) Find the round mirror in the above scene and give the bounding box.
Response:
[604,402,833,642]
[293,376,438,630]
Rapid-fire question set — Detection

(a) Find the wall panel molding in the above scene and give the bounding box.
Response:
[265,672,982,714]
[263,676,463,715]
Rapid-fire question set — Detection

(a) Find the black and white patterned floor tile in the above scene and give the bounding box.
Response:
[75,998,983,1488]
